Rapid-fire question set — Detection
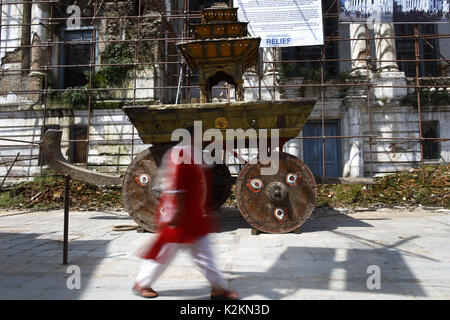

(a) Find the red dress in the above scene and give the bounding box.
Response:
[138,146,215,261]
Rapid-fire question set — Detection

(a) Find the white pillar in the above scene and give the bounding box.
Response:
[372,23,407,100]
[262,47,282,75]
[374,23,399,72]
[30,2,48,75]
[255,47,282,100]
[342,102,364,177]
[349,23,370,76]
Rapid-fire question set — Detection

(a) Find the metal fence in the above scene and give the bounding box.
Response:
[0,0,449,184]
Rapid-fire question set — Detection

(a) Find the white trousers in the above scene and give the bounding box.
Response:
[135,235,228,290]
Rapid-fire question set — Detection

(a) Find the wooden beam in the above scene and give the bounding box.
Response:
[314,176,376,185]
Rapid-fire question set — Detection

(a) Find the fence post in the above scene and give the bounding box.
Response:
[63,174,70,265]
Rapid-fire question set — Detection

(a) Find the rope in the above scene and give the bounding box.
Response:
[0,208,131,218]
[112,224,138,231]
[0,208,139,231]
[0,209,44,218]
[100,210,131,218]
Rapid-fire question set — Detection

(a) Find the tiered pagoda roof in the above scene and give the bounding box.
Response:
[177,2,260,74]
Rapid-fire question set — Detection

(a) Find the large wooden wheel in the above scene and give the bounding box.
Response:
[122,145,233,232]
[235,152,316,234]
[122,144,172,232]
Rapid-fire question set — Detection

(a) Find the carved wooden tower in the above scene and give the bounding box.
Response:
[177,2,260,103]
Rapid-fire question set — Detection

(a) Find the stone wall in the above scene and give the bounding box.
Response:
[0,2,48,105]
[0,107,150,184]
[362,104,449,175]
[0,2,448,182]
[98,0,167,102]
[276,76,449,177]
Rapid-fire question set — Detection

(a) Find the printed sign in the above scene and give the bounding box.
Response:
[236,0,324,47]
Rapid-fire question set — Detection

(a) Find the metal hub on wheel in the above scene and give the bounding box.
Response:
[266,182,288,203]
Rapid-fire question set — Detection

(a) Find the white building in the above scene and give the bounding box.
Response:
[344,0,450,13]
[0,0,449,182]
[399,0,449,12]
[343,0,393,14]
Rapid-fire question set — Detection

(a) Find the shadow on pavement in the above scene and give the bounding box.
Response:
[0,207,433,300]
[217,207,374,233]
[228,239,428,299]
[0,232,109,299]
[215,207,428,299]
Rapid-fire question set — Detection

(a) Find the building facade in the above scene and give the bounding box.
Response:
[399,0,449,13]
[343,0,449,14]
[343,0,393,14]
[0,0,449,183]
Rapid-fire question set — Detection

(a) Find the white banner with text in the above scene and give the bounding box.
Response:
[236,0,324,47]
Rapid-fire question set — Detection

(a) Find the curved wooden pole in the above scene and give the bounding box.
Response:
[41,130,123,186]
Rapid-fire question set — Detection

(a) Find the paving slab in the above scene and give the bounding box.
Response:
[0,207,449,300]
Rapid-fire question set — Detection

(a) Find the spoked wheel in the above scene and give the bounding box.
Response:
[235,152,316,234]
[122,144,173,232]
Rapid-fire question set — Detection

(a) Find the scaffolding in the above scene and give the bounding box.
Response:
[0,0,449,184]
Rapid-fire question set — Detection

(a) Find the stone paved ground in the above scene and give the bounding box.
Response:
[0,207,449,300]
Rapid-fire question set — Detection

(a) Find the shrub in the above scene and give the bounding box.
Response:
[61,86,89,106]
[101,42,134,86]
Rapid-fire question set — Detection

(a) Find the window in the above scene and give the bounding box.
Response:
[303,120,341,177]
[188,0,220,24]
[70,125,88,164]
[60,29,94,88]
[395,25,439,77]
[421,121,440,160]
[189,0,220,12]
[39,125,60,165]
[281,0,339,79]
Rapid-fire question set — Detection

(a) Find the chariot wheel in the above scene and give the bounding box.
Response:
[122,144,173,232]
[235,152,316,234]
[122,145,233,232]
